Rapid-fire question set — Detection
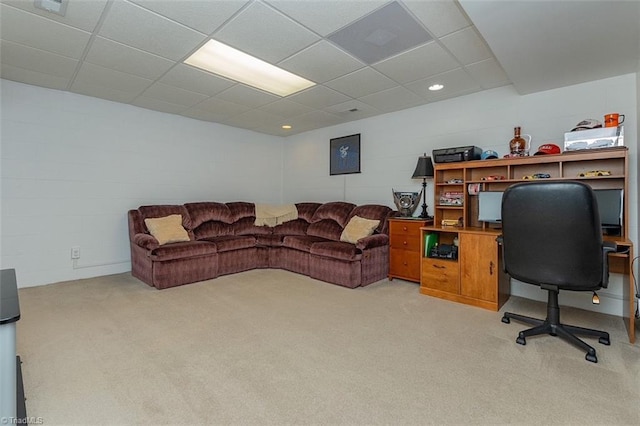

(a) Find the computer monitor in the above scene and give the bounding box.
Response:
[478,191,504,223]
[594,189,623,235]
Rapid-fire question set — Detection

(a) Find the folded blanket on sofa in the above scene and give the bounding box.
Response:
[254,204,298,227]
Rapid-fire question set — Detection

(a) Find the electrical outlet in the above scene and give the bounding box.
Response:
[71,246,80,259]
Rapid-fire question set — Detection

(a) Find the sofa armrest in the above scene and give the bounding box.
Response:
[133,233,159,250]
[356,234,389,250]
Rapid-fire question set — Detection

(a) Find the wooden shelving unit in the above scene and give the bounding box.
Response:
[418,148,636,344]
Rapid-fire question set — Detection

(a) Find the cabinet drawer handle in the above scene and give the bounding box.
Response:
[489,261,494,276]
[403,261,408,266]
[403,240,408,245]
[403,226,408,231]
[433,264,445,269]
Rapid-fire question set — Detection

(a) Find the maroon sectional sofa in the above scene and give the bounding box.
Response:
[128,201,395,289]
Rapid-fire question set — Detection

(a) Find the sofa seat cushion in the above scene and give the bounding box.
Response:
[233,216,273,236]
[201,235,256,252]
[282,235,327,252]
[273,219,310,236]
[310,241,362,261]
[255,234,285,247]
[149,241,217,261]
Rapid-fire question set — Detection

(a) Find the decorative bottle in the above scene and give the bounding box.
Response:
[510,127,527,156]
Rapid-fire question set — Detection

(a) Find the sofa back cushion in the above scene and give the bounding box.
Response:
[227,202,255,222]
[347,204,393,235]
[295,202,322,222]
[138,205,192,230]
[185,202,232,228]
[307,202,356,241]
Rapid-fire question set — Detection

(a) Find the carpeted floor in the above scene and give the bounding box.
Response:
[16,270,640,425]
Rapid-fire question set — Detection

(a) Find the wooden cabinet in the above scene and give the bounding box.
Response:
[420,229,508,311]
[459,232,509,310]
[388,218,430,282]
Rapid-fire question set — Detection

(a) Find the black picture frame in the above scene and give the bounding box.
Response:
[330,133,361,175]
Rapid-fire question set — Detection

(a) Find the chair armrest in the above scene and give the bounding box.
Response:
[356,234,389,250]
[133,233,159,250]
[601,241,617,288]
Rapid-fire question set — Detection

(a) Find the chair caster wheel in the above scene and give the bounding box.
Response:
[585,353,598,363]
[516,335,526,345]
[501,316,510,324]
[599,336,610,345]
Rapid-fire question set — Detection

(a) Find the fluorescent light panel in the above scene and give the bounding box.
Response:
[185,40,315,97]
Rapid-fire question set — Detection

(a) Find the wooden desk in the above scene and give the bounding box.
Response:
[607,238,636,344]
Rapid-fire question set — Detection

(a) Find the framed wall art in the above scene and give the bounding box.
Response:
[330,133,361,175]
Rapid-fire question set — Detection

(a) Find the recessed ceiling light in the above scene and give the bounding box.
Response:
[185,40,315,97]
[282,125,292,130]
[428,84,444,91]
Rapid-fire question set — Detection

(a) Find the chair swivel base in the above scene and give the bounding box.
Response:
[501,291,610,363]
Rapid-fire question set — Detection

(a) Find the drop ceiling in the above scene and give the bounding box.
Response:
[1,0,638,136]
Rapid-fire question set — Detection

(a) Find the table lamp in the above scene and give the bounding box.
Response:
[411,153,434,219]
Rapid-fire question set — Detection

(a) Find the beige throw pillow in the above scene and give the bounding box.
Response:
[144,214,190,245]
[340,215,380,244]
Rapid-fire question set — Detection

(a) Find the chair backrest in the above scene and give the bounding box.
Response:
[501,181,605,291]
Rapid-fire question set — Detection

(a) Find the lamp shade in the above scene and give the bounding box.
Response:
[412,154,434,179]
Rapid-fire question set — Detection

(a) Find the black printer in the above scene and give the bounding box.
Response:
[432,146,482,163]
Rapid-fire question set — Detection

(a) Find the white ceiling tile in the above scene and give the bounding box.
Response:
[266,0,388,36]
[0,3,91,58]
[216,85,281,108]
[403,0,471,37]
[73,62,153,94]
[214,1,320,63]
[325,67,397,98]
[196,97,251,116]
[132,96,190,115]
[373,42,459,83]
[130,0,250,34]
[465,58,511,89]
[70,81,141,103]
[180,108,230,123]
[358,86,424,112]
[258,99,314,118]
[278,41,364,83]
[84,37,175,79]
[222,108,283,129]
[287,110,343,129]
[140,82,209,107]
[440,27,492,66]
[405,68,481,100]
[2,0,109,32]
[0,63,71,90]
[98,0,206,60]
[324,99,381,119]
[0,40,78,78]
[286,85,350,109]
[160,64,236,96]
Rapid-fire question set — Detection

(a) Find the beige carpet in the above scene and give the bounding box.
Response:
[16,270,640,425]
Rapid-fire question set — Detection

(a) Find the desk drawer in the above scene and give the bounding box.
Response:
[390,220,424,237]
[390,249,421,281]
[390,234,421,251]
[422,258,459,293]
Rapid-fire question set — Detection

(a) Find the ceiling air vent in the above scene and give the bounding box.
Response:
[34,0,68,16]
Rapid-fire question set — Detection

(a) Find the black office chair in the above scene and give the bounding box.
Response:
[499,181,616,363]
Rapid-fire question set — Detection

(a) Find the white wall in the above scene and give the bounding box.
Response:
[0,80,282,288]
[283,73,638,316]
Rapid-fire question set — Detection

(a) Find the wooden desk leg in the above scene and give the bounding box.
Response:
[627,246,636,344]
